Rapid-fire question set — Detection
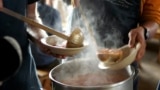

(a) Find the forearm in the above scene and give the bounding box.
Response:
[26,2,48,43]
[140,21,159,39]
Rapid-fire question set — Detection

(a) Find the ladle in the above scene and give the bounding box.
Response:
[1,7,84,48]
[97,43,141,70]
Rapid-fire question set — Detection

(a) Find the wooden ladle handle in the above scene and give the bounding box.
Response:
[1,7,69,40]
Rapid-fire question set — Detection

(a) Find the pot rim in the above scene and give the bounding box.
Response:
[49,60,135,88]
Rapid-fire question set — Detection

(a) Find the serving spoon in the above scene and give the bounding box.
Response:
[1,7,84,48]
[97,43,141,70]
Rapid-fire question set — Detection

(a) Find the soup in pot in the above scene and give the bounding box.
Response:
[59,71,129,86]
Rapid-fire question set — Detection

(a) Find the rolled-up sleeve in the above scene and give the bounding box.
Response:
[141,0,160,25]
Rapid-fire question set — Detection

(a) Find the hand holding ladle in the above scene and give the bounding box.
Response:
[1,7,84,48]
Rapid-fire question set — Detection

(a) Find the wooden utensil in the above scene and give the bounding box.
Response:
[98,43,141,70]
[1,7,84,48]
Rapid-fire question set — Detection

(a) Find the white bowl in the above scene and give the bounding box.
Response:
[41,35,88,56]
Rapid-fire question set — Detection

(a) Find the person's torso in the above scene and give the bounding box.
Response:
[72,0,141,48]
[0,0,42,90]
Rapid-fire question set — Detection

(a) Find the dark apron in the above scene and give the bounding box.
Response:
[71,0,140,90]
[0,0,42,90]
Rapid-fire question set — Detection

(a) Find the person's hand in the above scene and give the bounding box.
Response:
[35,39,67,59]
[0,0,3,11]
[128,26,146,61]
[27,27,67,59]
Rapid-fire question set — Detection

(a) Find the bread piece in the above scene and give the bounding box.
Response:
[97,49,123,63]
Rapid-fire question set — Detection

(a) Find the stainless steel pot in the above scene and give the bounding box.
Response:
[49,59,135,90]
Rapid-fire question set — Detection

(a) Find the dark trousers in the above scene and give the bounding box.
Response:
[157,81,160,90]
[132,61,139,90]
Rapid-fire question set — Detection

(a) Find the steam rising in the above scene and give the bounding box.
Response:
[39,0,131,86]
[66,0,123,60]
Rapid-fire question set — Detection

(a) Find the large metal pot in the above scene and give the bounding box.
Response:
[49,59,135,90]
